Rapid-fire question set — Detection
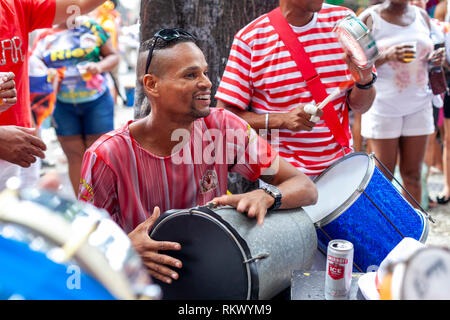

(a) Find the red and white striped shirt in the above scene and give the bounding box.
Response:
[216,4,355,176]
[78,109,276,233]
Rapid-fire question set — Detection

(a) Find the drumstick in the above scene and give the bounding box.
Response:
[302,80,353,123]
[317,88,342,110]
[304,88,341,123]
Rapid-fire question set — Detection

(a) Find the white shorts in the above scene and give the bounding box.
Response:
[361,107,434,139]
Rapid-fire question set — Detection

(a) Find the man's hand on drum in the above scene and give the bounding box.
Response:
[210,189,276,226]
[0,72,17,113]
[128,206,182,284]
[278,105,323,132]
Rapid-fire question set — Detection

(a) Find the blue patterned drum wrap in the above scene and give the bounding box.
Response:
[306,153,428,273]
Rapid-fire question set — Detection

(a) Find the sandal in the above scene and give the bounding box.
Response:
[428,197,438,208]
[436,195,450,204]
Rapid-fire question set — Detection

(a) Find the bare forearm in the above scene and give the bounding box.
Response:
[261,157,318,208]
[348,86,376,114]
[217,100,285,130]
[274,174,318,209]
[97,54,120,73]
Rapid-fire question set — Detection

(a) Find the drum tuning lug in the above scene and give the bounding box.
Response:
[243,252,270,264]
[204,202,218,210]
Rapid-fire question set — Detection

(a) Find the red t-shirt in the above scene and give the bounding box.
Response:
[0,0,56,127]
[78,109,277,233]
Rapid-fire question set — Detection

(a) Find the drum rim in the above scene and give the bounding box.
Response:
[312,152,375,228]
[415,209,430,244]
[399,246,450,299]
[149,206,259,300]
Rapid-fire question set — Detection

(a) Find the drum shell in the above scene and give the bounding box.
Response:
[217,206,317,299]
[150,206,317,300]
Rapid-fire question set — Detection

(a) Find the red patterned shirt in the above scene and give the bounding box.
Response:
[216,4,355,176]
[79,108,277,233]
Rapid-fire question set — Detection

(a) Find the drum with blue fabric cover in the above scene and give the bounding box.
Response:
[303,152,432,273]
[0,187,161,300]
[0,234,114,300]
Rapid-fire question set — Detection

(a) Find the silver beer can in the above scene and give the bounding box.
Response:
[324,239,354,300]
[334,15,380,69]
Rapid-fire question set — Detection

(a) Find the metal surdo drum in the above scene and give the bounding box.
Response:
[0,187,161,300]
[149,205,317,300]
[303,153,432,273]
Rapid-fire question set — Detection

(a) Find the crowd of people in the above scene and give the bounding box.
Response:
[1,0,449,295]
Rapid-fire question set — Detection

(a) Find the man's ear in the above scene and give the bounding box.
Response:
[142,73,160,98]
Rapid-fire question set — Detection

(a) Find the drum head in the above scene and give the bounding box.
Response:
[304,153,371,225]
[400,247,450,300]
[150,209,256,300]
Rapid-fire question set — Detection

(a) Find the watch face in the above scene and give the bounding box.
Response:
[266,185,281,198]
[265,185,275,194]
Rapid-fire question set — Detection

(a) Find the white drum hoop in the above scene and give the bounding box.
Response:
[309,152,375,228]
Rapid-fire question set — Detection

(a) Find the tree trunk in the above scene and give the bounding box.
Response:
[134,0,279,118]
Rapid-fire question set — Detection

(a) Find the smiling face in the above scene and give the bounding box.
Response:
[144,41,212,121]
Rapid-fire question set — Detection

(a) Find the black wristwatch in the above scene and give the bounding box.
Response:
[260,184,282,211]
[355,72,377,90]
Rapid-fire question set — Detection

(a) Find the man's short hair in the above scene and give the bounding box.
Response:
[139,34,197,53]
[139,33,197,75]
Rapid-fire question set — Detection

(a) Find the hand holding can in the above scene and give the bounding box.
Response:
[0,72,17,113]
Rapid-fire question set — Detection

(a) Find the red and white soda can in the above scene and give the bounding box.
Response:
[325,239,354,300]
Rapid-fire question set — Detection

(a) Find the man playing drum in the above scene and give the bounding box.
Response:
[216,0,376,179]
[78,29,318,285]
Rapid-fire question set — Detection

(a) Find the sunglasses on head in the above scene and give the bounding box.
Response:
[145,28,197,74]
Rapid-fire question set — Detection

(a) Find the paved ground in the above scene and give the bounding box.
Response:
[425,173,450,247]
